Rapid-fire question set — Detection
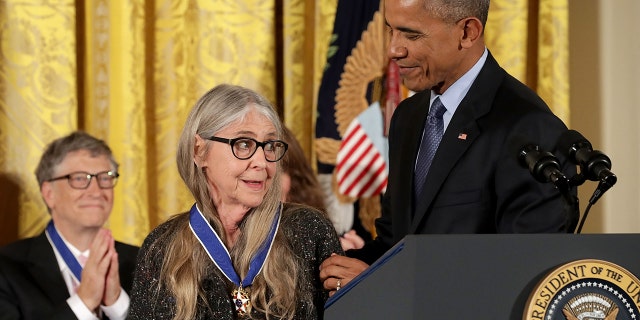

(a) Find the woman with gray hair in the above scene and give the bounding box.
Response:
[129,84,343,319]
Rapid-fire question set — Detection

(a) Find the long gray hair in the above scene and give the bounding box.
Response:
[176,83,284,241]
[158,84,305,319]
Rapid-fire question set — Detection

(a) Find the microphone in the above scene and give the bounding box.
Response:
[515,139,579,233]
[556,130,617,204]
[517,143,570,194]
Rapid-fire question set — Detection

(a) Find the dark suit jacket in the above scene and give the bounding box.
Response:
[0,232,139,320]
[350,52,578,264]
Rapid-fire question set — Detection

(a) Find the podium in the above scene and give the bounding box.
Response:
[324,234,640,319]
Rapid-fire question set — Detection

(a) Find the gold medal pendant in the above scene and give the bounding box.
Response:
[188,204,281,317]
[232,286,251,315]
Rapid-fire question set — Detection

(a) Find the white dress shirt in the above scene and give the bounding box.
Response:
[46,231,129,320]
[431,47,489,131]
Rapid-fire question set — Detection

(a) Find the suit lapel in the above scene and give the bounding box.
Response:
[28,233,71,303]
[410,53,504,233]
[394,91,431,233]
[410,106,481,232]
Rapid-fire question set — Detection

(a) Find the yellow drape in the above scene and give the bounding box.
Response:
[0,0,567,246]
[486,0,569,123]
[0,0,337,246]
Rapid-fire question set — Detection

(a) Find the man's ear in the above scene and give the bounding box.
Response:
[194,134,207,168]
[459,17,483,48]
[41,182,55,210]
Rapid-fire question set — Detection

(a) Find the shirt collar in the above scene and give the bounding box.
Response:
[431,47,488,114]
[46,229,90,272]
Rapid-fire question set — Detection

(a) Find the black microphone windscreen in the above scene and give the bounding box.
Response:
[508,135,536,165]
[557,129,591,158]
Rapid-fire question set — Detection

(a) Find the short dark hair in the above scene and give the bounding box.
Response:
[426,0,490,28]
[34,131,118,186]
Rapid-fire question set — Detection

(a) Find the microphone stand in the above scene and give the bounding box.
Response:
[572,176,616,234]
[566,173,603,234]
[565,175,585,234]
[559,175,581,234]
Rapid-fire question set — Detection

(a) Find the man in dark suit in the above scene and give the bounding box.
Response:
[0,131,139,319]
[320,0,578,292]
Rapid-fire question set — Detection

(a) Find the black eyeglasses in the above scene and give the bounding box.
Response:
[48,171,120,189]
[208,136,288,162]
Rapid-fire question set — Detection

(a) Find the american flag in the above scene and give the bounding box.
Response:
[336,102,388,198]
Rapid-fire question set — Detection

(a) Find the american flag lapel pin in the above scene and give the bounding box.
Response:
[458,133,468,140]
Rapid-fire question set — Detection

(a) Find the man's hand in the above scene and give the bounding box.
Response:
[102,236,121,306]
[76,229,118,310]
[319,254,369,296]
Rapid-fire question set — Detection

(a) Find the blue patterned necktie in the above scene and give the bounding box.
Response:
[414,97,446,197]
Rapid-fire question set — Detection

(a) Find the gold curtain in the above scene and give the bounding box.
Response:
[0,0,567,246]
[0,0,337,246]
[486,0,569,123]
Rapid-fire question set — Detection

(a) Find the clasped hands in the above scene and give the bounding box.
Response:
[76,228,122,311]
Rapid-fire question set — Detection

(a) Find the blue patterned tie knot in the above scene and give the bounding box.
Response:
[414,97,446,197]
[427,102,446,124]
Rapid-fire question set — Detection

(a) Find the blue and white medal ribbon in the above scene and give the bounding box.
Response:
[189,203,281,315]
[45,220,84,282]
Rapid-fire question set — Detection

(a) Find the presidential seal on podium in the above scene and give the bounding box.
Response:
[524,259,640,320]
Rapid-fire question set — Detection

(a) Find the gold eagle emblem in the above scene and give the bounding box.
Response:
[315,6,387,235]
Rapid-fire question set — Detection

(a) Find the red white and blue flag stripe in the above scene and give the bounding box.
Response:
[336,102,388,198]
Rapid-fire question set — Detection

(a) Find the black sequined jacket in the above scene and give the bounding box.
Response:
[128,203,343,319]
